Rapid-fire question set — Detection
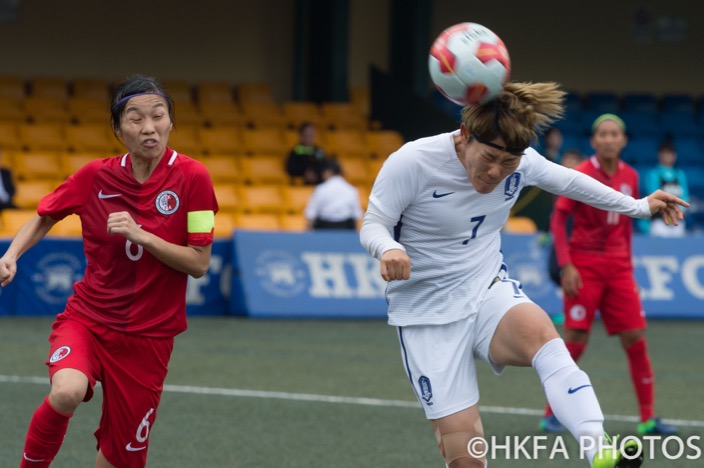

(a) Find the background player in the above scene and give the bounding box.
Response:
[541,114,679,436]
[0,75,218,468]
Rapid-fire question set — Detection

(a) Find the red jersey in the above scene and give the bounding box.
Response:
[552,156,639,265]
[38,149,218,337]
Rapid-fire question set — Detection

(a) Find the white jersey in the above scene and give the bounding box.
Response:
[360,131,650,327]
[304,175,363,222]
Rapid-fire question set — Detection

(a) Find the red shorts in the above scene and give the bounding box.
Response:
[563,254,646,335]
[46,313,174,468]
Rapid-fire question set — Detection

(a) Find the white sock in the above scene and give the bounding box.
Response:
[533,338,605,464]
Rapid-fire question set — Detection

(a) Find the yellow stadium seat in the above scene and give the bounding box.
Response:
[23,96,71,123]
[170,100,202,127]
[320,102,368,130]
[67,97,108,124]
[237,184,284,214]
[50,214,83,237]
[29,76,69,100]
[195,80,235,103]
[504,216,538,234]
[62,152,102,176]
[0,75,26,101]
[18,123,67,151]
[161,80,194,104]
[366,130,404,159]
[213,211,236,238]
[282,101,323,129]
[367,158,386,181]
[357,185,371,212]
[168,124,202,157]
[240,128,287,156]
[71,77,111,102]
[197,100,245,127]
[14,180,60,209]
[240,101,286,128]
[200,156,240,184]
[236,82,275,105]
[65,123,119,153]
[0,96,25,122]
[213,183,240,212]
[324,129,370,158]
[239,156,288,185]
[349,86,370,118]
[338,158,372,186]
[14,151,65,181]
[0,122,21,150]
[281,185,315,215]
[0,209,38,236]
[279,213,308,232]
[197,127,243,155]
[235,213,281,231]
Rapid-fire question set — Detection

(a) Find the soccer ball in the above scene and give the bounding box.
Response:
[429,22,511,106]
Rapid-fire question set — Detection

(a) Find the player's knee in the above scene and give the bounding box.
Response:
[438,431,486,467]
[49,379,87,413]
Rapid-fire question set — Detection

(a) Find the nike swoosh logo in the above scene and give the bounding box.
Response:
[432,190,455,198]
[125,443,147,452]
[24,453,46,462]
[98,190,122,199]
[567,384,592,394]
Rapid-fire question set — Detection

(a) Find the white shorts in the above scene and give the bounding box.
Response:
[397,275,533,420]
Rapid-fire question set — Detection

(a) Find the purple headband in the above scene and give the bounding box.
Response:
[111,92,168,111]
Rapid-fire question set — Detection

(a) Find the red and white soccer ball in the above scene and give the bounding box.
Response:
[429,22,511,106]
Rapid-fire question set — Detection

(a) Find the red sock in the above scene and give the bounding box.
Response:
[544,341,587,417]
[20,396,73,468]
[626,338,654,422]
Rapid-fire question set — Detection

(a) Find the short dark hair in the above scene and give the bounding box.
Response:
[322,159,341,175]
[110,75,174,136]
[658,141,676,153]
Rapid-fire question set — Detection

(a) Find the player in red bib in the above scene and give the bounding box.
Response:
[0,75,218,468]
[541,114,679,436]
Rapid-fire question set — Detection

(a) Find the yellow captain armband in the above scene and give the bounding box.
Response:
[188,210,215,233]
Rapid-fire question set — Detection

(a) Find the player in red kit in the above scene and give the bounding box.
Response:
[540,114,679,436]
[0,75,218,468]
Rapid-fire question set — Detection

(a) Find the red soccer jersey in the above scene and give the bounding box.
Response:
[553,156,639,263]
[38,149,218,337]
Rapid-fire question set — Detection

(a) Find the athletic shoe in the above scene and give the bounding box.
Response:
[539,415,565,433]
[593,436,644,468]
[637,416,679,435]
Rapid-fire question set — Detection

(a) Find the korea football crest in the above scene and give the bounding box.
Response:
[504,173,521,200]
[155,190,180,215]
[418,375,433,405]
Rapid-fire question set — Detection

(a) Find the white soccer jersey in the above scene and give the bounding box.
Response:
[360,131,650,327]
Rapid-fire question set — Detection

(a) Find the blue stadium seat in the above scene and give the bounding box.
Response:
[672,136,703,165]
[661,94,696,115]
[622,93,658,114]
[584,92,621,113]
[564,92,583,114]
[659,111,700,138]
[620,110,660,138]
[621,135,659,166]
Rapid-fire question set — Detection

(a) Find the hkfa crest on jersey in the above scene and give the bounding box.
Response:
[155,190,180,215]
[619,183,633,197]
[504,173,521,200]
[50,346,71,363]
[418,376,433,405]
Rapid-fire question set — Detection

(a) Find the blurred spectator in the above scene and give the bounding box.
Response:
[640,142,689,237]
[286,122,327,185]
[542,127,564,162]
[0,147,16,211]
[559,148,585,169]
[304,159,362,230]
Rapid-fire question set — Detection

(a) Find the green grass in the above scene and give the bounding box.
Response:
[0,317,701,467]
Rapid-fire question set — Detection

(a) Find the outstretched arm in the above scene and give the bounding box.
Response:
[0,215,58,287]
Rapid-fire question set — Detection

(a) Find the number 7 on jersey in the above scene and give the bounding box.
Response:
[462,215,486,245]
